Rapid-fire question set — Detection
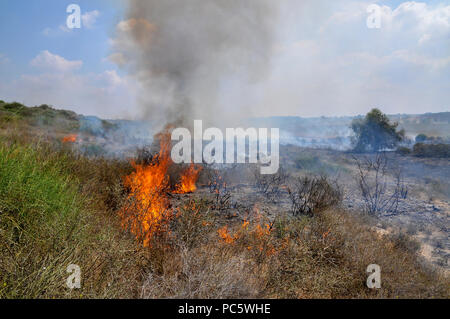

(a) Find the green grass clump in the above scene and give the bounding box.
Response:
[0,143,86,298]
[0,141,142,298]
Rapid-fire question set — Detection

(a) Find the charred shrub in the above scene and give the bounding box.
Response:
[287,175,342,216]
[253,166,289,203]
[353,153,408,216]
[206,168,232,210]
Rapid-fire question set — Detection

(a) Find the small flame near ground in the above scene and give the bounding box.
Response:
[174,163,203,194]
[119,129,202,247]
[62,134,77,143]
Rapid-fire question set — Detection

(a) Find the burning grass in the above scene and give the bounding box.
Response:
[0,129,448,299]
[119,130,202,247]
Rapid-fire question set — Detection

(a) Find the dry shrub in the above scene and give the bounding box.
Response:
[139,196,448,299]
[67,156,132,212]
[171,199,215,248]
[140,199,266,299]
[141,244,260,299]
[265,210,449,298]
[287,175,342,216]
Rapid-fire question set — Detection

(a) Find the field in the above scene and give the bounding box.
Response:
[0,102,448,299]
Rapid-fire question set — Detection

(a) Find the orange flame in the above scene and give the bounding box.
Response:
[62,134,77,143]
[119,131,173,247]
[218,225,238,244]
[119,129,202,247]
[175,163,203,194]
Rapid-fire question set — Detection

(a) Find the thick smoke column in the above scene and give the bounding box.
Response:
[112,0,279,127]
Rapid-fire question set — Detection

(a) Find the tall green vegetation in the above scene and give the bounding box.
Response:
[0,143,85,297]
[0,140,141,298]
[351,109,405,152]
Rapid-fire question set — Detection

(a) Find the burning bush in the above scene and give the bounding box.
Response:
[119,132,173,247]
[119,130,202,247]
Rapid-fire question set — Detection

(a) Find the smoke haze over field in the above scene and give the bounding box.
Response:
[111,0,280,128]
[0,1,448,120]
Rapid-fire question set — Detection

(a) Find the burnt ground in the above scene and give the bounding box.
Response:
[176,145,449,273]
[284,147,449,271]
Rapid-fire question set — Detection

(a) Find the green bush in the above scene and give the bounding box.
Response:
[413,143,450,158]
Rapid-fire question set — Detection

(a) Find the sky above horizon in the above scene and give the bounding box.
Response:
[0,0,449,120]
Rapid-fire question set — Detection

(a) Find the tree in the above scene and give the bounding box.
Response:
[415,133,428,143]
[351,108,404,152]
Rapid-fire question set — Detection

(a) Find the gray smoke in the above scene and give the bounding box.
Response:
[113,0,280,128]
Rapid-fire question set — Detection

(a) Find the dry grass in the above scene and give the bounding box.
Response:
[137,199,449,299]
[0,120,447,299]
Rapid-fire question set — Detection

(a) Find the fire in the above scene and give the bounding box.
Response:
[119,129,202,247]
[218,225,238,244]
[62,134,77,143]
[175,163,203,194]
[120,131,173,247]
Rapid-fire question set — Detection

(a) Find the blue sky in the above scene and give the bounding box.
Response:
[0,1,123,74]
[0,0,449,119]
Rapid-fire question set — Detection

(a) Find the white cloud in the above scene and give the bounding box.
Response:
[0,69,137,119]
[380,2,450,42]
[42,24,73,37]
[30,51,83,72]
[42,10,100,36]
[391,50,450,69]
[82,10,100,29]
[248,1,450,117]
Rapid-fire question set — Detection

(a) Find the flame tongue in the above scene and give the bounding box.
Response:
[175,163,203,194]
[120,132,172,246]
[120,130,202,247]
[62,134,77,143]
